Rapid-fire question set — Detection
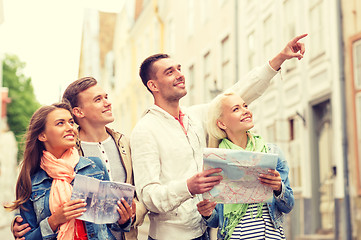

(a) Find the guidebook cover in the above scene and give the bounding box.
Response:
[71,174,135,224]
[203,148,278,204]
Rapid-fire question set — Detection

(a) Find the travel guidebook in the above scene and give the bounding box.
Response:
[71,174,135,224]
[202,148,278,204]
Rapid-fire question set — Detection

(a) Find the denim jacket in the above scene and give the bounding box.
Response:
[204,144,294,239]
[20,156,131,240]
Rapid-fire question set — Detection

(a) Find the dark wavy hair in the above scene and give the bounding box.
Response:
[5,102,72,211]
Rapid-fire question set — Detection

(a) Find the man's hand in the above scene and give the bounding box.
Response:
[131,199,136,220]
[270,33,308,71]
[12,216,30,240]
[197,199,217,217]
[116,198,134,225]
[187,168,223,195]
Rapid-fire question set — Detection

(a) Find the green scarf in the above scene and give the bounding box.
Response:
[219,132,268,240]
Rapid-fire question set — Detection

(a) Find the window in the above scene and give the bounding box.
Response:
[283,0,297,71]
[289,118,295,141]
[263,15,273,60]
[167,18,175,54]
[352,37,361,194]
[188,0,194,36]
[247,31,256,70]
[266,123,276,143]
[354,40,361,89]
[309,0,325,59]
[105,52,115,89]
[356,94,361,187]
[200,0,208,24]
[154,20,160,52]
[288,117,302,189]
[203,52,212,102]
[221,35,232,89]
[188,65,195,104]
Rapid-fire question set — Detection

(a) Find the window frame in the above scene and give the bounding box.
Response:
[350,32,361,195]
[221,35,231,89]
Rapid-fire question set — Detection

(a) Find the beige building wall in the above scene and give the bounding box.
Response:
[109,0,162,135]
[100,0,351,238]
[78,9,101,81]
[110,0,237,134]
[342,0,361,238]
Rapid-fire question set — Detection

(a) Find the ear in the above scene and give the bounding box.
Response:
[217,120,227,130]
[38,132,47,142]
[147,80,158,93]
[72,107,84,118]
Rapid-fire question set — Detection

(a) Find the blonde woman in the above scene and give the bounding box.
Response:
[197,92,294,240]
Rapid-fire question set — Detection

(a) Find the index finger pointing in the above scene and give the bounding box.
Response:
[299,42,306,55]
[291,33,308,44]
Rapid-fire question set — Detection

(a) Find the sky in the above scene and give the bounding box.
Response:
[0,0,123,105]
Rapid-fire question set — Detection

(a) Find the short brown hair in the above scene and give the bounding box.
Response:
[62,77,97,108]
[139,53,170,92]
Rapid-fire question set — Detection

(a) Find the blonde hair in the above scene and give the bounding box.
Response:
[206,91,255,149]
[206,91,235,147]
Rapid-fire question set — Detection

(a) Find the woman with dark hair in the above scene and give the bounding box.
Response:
[5,102,134,240]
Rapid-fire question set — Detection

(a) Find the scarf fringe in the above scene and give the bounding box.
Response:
[219,132,268,240]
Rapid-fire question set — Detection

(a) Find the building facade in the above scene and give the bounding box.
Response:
[81,0,358,239]
[342,0,361,239]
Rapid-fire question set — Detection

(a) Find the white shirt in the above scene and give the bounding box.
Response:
[81,136,126,183]
[130,63,278,239]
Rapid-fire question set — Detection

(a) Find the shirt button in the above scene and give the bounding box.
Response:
[105,160,108,163]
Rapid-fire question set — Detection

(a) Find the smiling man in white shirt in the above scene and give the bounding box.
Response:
[130,34,307,240]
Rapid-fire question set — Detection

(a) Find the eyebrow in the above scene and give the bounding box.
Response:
[231,102,246,109]
[163,64,181,75]
[92,94,104,101]
[54,118,65,123]
[54,117,73,122]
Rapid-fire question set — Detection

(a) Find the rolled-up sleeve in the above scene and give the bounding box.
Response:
[229,63,278,104]
[20,200,57,240]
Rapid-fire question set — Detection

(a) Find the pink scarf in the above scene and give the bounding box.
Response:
[40,147,80,240]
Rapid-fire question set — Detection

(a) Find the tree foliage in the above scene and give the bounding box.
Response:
[2,54,41,161]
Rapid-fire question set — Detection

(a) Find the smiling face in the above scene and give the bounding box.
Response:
[74,84,114,127]
[38,108,77,158]
[148,58,187,102]
[217,94,254,136]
